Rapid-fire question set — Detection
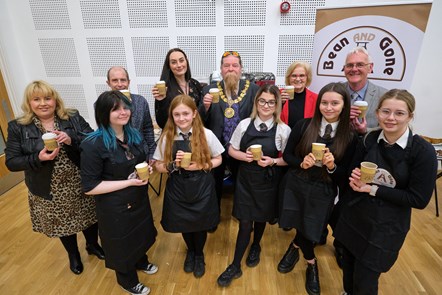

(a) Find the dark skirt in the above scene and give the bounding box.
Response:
[233,163,280,222]
[278,169,336,243]
[161,170,219,233]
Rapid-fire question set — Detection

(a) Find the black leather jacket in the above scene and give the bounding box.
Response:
[5,111,93,200]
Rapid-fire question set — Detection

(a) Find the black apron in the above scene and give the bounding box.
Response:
[95,144,157,273]
[161,140,219,233]
[278,135,336,243]
[232,121,281,222]
[335,131,413,272]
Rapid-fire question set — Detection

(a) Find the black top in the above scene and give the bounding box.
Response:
[155,78,202,129]
[287,90,306,128]
[80,136,157,272]
[283,118,358,192]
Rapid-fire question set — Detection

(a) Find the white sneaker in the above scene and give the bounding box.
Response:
[141,263,158,275]
[121,283,150,295]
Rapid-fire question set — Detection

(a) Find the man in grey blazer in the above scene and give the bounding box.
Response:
[343,47,387,134]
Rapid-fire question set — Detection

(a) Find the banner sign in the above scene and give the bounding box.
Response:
[310,3,432,92]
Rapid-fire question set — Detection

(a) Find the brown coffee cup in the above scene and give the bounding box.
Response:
[354,101,368,118]
[135,162,149,181]
[180,152,192,168]
[120,89,131,99]
[42,132,58,151]
[312,143,326,165]
[285,85,295,100]
[360,161,377,183]
[250,144,262,161]
[156,81,166,96]
[209,88,220,103]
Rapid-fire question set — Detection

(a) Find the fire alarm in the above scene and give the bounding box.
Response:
[280,1,291,13]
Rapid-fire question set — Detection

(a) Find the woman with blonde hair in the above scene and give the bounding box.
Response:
[154,95,224,278]
[5,80,102,275]
[280,61,318,128]
[217,84,291,287]
[335,89,437,294]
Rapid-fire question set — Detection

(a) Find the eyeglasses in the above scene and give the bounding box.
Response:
[257,98,276,107]
[378,108,409,119]
[222,51,240,57]
[344,63,371,69]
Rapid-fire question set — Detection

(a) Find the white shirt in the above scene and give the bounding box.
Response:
[229,117,291,152]
[377,127,410,149]
[320,118,339,138]
[153,127,225,160]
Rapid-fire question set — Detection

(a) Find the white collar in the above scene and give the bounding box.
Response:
[321,117,339,129]
[254,116,274,130]
[377,127,409,149]
[176,127,193,137]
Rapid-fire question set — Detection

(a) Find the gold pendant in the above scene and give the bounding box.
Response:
[224,107,235,118]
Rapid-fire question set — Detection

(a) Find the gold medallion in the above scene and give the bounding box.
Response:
[224,107,235,118]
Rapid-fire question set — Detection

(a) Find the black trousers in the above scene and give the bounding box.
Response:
[342,247,381,295]
[116,254,149,289]
[294,231,315,260]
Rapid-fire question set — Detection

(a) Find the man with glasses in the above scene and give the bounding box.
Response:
[199,51,259,229]
[107,66,157,163]
[343,47,387,135]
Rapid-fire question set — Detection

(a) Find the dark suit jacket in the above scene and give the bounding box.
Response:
[199,80,259,143]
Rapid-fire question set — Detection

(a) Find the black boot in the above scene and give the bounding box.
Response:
[305,260,320,295]
[86,243,105,260]
[68,251,83,275]
[277,243,299,273]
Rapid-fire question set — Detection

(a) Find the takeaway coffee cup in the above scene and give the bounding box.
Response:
[209,88,220,103]
[285,85,295,100]
[156,81,166,96]
[119,89,131,101]
[360,161,378,183]
[249,144,262,161]
[312,143,326,165]
[135,162,149,181]
[354,101,368,118]
[180,152,192,168]
[42,132,58,151]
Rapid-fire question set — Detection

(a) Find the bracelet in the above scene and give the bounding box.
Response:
[326,164,337,174]
[271,158,276,167]
[166,161,177,173]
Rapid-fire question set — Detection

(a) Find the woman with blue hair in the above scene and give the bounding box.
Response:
[80,91,157,295]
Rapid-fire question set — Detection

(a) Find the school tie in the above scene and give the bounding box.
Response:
[259,123,268,132]
[323,124,332,140]
[180,132,191,141]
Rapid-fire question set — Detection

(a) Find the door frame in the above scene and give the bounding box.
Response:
[0,57,24,195]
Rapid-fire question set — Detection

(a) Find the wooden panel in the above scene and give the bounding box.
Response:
[0,154,7,177]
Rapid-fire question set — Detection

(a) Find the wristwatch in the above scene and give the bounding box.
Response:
[369,185,379,197]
